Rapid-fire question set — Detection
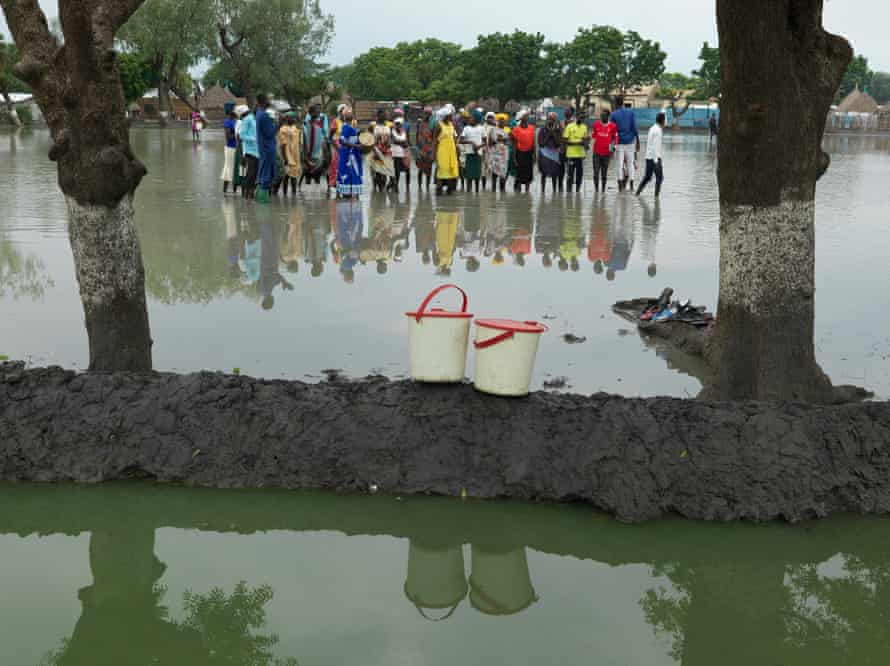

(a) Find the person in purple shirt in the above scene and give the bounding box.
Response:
[610,96,640,192]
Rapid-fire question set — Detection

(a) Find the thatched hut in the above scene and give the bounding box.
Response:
[837,87,879,114]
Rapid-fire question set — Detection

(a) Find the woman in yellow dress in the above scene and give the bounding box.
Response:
[278,113,302,196]
[434,106,459,195]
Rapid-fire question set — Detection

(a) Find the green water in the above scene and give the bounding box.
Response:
[1,483,888,665]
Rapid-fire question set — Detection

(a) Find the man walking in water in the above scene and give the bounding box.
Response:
[636,112,665,197]
[611,96,639,192]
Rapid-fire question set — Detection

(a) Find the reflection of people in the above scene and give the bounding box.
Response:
[434,208,459,277]
[510,219,532,267]
[606,196,634,280]
[588,198,612,275]
[535,196,561,268]
[639,197,661,278]
[558,206,582,273]
[461,200,482,272]
[413,194,436,265]
[336,201,363,283]
[281,206,303,274]
[303,206,330,278]
[259,219,294,310]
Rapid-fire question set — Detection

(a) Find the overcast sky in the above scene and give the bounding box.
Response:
[4,0,888,74]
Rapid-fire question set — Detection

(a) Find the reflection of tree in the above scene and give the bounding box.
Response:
[0,235,54,299]
[786,556,890,663]
[640,560,789,665]
[40,529,296,666]
[181,582,297,666]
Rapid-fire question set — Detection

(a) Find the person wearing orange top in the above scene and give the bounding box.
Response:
[511,110,536,192]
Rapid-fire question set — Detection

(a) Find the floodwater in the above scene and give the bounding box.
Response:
[3,131,890,664]
[2,128,889,396]
[1,482,890,665]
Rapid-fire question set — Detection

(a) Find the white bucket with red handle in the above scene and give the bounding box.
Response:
[406,285,473,383]
[473,319,548,396]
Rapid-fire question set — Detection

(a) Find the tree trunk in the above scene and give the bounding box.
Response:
[157,77,172,125]
[703,0,852,402]
[2,0,153,372]
[67,195,153,372]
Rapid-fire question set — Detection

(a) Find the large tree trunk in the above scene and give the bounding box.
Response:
[157,76,172,125]
[2,0,153,372]
[703,0,852,401]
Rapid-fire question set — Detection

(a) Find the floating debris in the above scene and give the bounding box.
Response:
[322,368,344,382]
[544,376,570,389]
[563,333,587,344]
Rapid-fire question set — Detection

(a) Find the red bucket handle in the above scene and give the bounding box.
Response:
[415,284,468,323]
[474,331,514,349]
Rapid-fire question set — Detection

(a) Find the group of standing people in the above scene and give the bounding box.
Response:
[220,94,667,202]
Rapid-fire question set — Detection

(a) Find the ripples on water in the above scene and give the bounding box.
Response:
[1,129,888,397]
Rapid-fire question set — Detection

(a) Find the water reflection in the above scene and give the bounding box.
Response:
[4,484,890,664]
[42,526,295,665]
[163,194,670,292]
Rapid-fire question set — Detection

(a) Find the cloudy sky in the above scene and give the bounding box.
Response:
[4,0,888,74]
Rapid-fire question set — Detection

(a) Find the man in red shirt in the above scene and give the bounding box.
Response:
[591,109,618,193]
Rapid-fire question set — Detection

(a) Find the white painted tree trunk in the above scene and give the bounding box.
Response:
[705,195,831,401]
[66,194,153,371]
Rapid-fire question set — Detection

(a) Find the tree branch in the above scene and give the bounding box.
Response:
[1,0,59,85]
[92,0,146,42]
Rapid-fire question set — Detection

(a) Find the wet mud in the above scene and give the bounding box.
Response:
[2,361,890,523]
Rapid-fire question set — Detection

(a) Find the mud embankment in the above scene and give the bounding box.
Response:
[2,362,890,523]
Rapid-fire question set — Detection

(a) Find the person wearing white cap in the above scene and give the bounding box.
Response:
[391,117,411,192]
[232,104,249,194]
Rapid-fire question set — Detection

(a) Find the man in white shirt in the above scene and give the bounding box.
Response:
[636,112,665,197]
[391,117,410,191]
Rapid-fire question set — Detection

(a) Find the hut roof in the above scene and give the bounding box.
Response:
[201,85,245,111]
[837,87,879,114]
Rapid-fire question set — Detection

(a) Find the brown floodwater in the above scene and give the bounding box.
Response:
[1,128,889,397]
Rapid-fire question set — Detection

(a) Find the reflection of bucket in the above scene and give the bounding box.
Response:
[473,319,548,396]
[469,545,538,616]
[405,285,473,383]
[404,540,468,621]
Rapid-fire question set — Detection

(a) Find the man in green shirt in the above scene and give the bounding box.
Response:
[563,111,589,192]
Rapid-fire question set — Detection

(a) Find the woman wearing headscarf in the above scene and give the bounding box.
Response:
[255,94,278,202]
[538,111,562,193]
[278,112,302,196]
[415,107,435,191]
[433,105,459,195]
[391,116,411,192]
[336,106,363,200]
[485,113,510,192]
[370,108,396,193]
[511,110,536,193]
[328,103,347,194]
[302,103,330,185]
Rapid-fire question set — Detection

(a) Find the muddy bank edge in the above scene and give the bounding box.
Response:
[2,362,890,523]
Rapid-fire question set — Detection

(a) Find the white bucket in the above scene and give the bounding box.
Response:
[473,319,548,397]
[406,285,473,383]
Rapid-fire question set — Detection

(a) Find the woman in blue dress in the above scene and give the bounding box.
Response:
[336,107,363,199]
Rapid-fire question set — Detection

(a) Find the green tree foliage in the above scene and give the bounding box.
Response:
[545,26,624,108]
[692,41,720,99]
[836,54,874,102]
[248,0,334,109]
[211,0,333,106]
[872,72,890,104]
[617,30,666,93]
[203,59,244,97]
[463,31,547,104]
[0,35,28,94]
[119,0,214,114]
[341,46,415,100]
[118,52,159,102]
